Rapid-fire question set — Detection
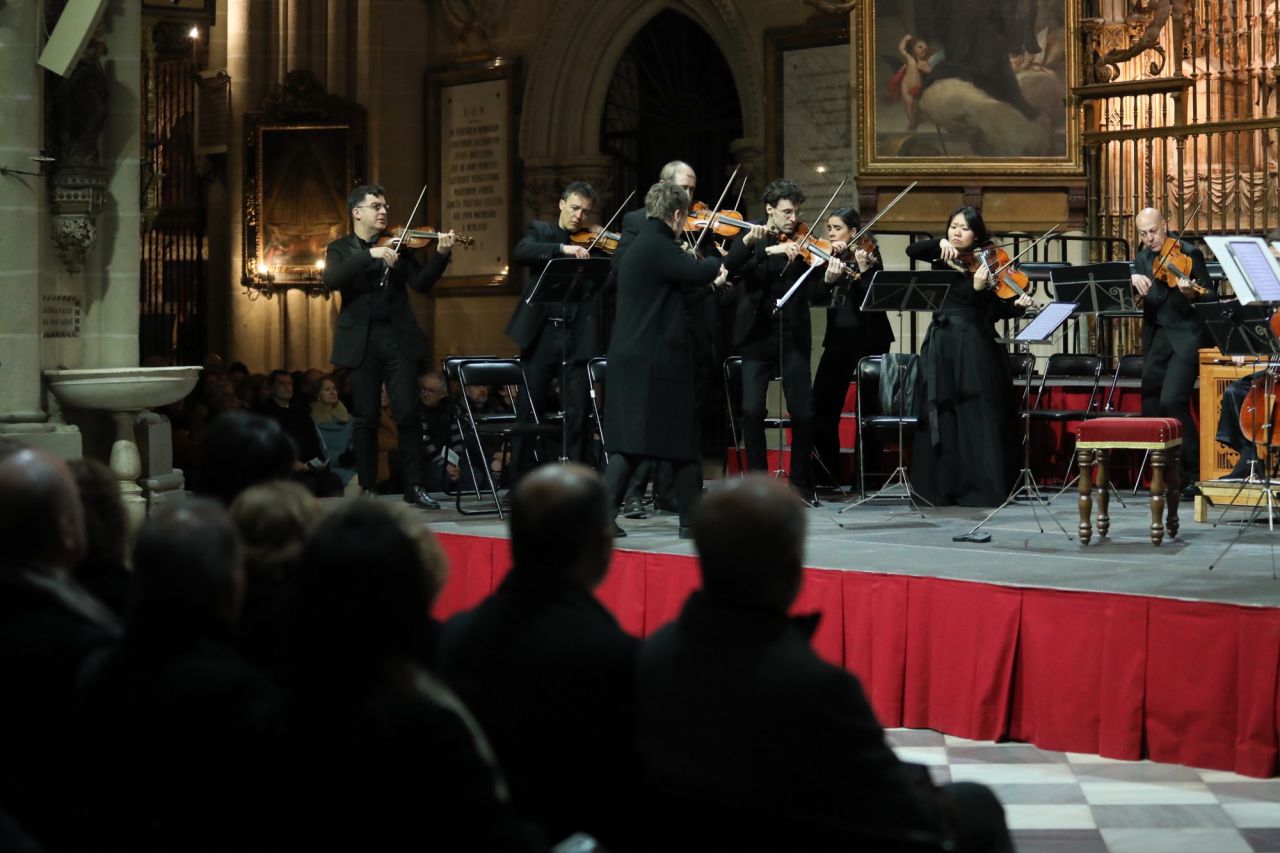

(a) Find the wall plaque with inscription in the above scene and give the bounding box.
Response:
[426,59,520,294]
[41,295,82,339]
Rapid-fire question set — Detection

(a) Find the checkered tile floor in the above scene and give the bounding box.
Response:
[887,730,1280,852]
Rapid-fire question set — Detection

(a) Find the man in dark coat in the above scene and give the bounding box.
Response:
[1130,207,1216,496]
[637,475,1013,853]
[724,178,823,505]
[0,446,120,847]
[438,463,636,848]
[611,160,728,518]
[253,368,343,497]
[603,181,726,536]
[507,180,603,471]
[324,183,455,508]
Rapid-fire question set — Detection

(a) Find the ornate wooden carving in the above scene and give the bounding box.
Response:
[1087,0,1186,84]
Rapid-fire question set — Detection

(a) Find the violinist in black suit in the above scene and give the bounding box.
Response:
[811,207,895,488]
[724,178,835,506]
[1129,207,1216,495]
[508,181,602,471]
[324,184,455,509]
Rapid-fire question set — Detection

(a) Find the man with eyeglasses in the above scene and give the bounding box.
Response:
[324,184,456,509]
[724,178,822,506]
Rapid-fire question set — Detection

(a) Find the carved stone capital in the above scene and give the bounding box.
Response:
[439,0,507,61]
[50,167,108,273]
[728,137,766,213]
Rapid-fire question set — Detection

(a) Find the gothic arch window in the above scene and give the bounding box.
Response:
[600,9,744,208]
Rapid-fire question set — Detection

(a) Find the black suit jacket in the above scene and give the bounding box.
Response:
[637,591,949,852]
[438,568,640,847]
[324,233,450,369]
[1134,239,1216,359]
[507,219,604,360]
[724,229,818,354]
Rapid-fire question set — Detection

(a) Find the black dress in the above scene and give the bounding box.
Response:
[906,238,1025,506]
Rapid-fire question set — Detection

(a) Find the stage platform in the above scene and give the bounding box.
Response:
[418,487,1280,779]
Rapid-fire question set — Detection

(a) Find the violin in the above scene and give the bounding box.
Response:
[946,242,1033,302]
[1151,237,1209,296]
[569,225,621,254]
[684,203,748,237]
[376,225,473,250]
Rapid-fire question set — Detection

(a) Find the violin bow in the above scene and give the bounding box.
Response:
[732,175,748,212]
[992,223,1061,279]
[692,163,741,255]
[849,180,917,250]
[585,190,634,254]
[379,183,429,289]
[781,176,847,273]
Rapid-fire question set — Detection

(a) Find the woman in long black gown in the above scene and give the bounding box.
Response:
[907,206,1032,506]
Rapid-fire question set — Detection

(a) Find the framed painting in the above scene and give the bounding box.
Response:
[424,58,520,295]
[247,123,356,284]
[857,0,1082,177]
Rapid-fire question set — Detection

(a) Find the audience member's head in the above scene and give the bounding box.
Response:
[129,498,244,637]
[693,475,806,611]
[267,369,294,408]
[302,368,326,398]
[67,458,129,571]
[389,503,449,596]
[191,411,297,506]
[418,371,448,410]
[508,463,613,589]
[0,447,87,574]
[465,384,490,408]
[290,500,441,681]
[226,361,251,384]
[230,481,323,581]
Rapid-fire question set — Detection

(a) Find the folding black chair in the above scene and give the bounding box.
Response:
[452,358,559,518]
[1026,353,1104,487]
[587,357,607,466]
[854,355,920,500]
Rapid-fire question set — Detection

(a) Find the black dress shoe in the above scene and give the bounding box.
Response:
[621,497,648,519]
[611,521,627,538]
[404,486,441,510]
[1178,482,1200,501]
[792,487,821,508]
[654,498,680,514]
[678,526,695,540]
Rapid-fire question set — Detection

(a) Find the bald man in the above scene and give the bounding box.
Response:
[438,464,639,847]
[636,475,1012,852]
[1130,208,1215,496]
[0,447,119,841]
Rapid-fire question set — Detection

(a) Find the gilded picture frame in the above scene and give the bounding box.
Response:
[856,0,1082,177]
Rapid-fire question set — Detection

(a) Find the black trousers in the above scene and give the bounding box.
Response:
[812,341,883,486]
[1141,327,1200,480]
[513,323,590,474]
[604,452,701,527]
[1217,370,1266,452]
[350,322,423,494]
[741,340,813,489]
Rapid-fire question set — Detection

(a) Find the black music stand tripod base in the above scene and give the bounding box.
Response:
[840,271,953,518]
[961,302,1077,542]
[525,257,612,463]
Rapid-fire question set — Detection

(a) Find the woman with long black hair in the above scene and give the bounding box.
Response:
[906,206,1032,506]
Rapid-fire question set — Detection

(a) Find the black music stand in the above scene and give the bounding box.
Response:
[840,270,953,517]
[1051,263,1137,361]
[526,257,612,462]
[956,302,1077,543]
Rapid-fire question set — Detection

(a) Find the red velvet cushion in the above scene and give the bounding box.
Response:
[1077,416,1181,447]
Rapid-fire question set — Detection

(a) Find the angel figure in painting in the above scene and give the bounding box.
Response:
[887,34,933,130]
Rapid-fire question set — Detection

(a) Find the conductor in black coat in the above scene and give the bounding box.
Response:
[1130,207,1216,493]
[324,184,454,508]
[508,181,603,471]
[604,181,726,534]
[636,475,1013,853]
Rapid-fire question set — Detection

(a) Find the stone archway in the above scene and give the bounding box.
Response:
[519,0,764,218]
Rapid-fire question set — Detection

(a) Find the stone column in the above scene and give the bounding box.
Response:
[0,0,48,433]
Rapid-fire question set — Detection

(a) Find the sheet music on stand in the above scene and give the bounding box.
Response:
[1015,302,1078,343]
[858,269,955,313]
[1195,300,1280,357]
[1205,236,1280,304]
